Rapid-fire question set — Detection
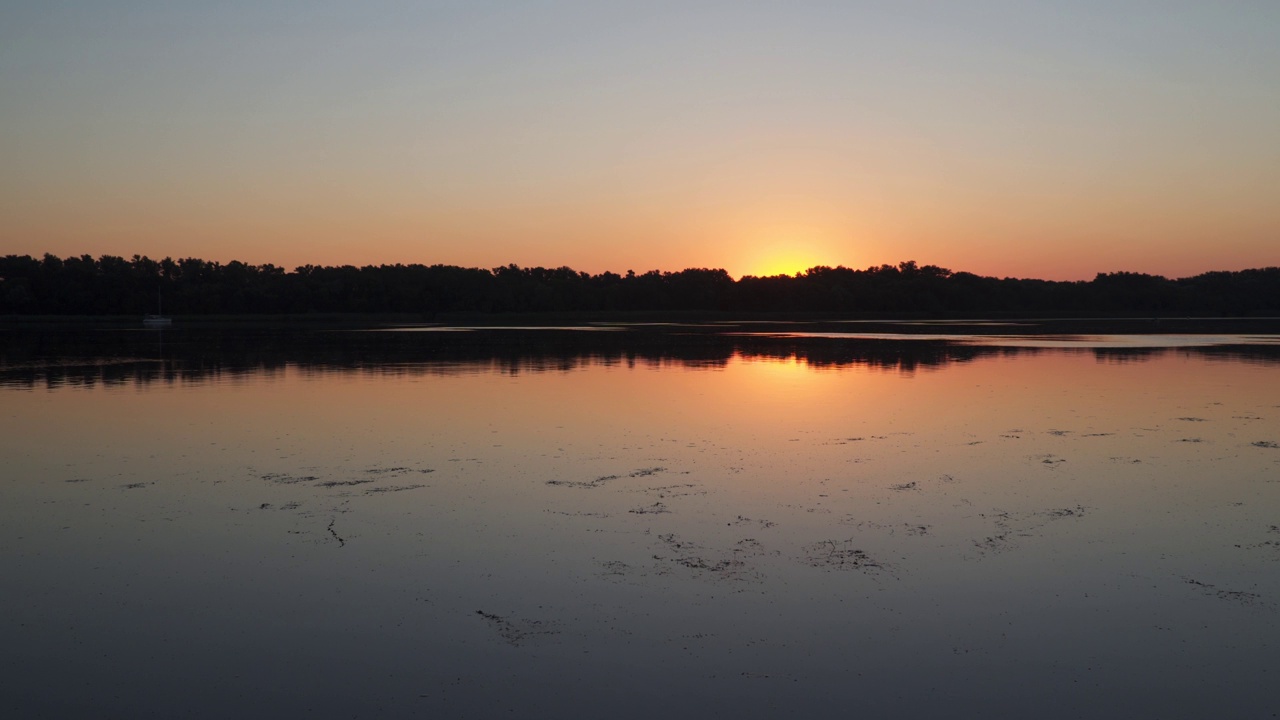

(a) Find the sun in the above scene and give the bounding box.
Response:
[756,257,814,277]
[732,220,846,278]
[750,247,828,278]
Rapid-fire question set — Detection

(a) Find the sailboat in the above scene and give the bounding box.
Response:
[143,287,172,327]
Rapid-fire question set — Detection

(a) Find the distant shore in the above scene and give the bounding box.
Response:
[5,257,1279,318]
[4,313,1280,336]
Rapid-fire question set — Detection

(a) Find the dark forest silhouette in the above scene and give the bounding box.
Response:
[2,254,1279,316]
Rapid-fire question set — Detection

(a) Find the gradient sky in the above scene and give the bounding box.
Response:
[2,1,1278,279]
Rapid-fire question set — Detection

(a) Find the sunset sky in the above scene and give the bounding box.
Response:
[2,1,1277,280]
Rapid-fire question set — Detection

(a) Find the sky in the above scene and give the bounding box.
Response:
[2,1,1278,280]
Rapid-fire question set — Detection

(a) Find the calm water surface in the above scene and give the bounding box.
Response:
[2,325,1279,718]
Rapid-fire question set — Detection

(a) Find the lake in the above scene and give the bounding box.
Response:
[2,321,1278,718]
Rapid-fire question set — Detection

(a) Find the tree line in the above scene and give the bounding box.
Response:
[2,254,1278,316]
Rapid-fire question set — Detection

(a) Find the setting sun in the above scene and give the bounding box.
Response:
[748,246,834,278]
[726,214,848,279]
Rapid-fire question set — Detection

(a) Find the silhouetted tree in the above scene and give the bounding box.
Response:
[3,253,1278,317]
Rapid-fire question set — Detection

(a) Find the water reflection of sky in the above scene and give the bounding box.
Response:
[2,328,1279,718]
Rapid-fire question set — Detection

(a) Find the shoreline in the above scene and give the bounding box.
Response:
[4,313,1280,336]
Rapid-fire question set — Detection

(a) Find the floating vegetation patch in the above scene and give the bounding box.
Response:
[1183,578,1269,609]
[599,560,632,577]
[363,467,435,476]
[729,515,777,529]
[839,519,931,537]
[971,506,1089,556]
[547,474,619,489]
[651,533,769,583]
[315,479,376,488]
[261,473,319,485]
[474,611,559,646]
[545,509,613,518]
[326,517,346,547]
[1041,505,1088,519]
[1234,526,1280,558]
[642,483,703,499]
[1235,539,1280,556]
[801,539,889,574]
[974,533,1016,554]
[548,466,667,489]
[364,484,426,494]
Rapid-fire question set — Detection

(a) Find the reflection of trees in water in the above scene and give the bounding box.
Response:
[3,326,1279,389]
[735,340,992,374]
[1089,345,1280,366]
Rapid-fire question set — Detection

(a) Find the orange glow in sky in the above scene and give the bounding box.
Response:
[2,4,1278,280]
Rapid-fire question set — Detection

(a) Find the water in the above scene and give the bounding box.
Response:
[3,323,1279,718]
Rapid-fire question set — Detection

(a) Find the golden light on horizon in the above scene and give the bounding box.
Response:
[753,259,812,278]
[3,5,1276,282]
[746,243,839,278]
[736,221,846,278]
